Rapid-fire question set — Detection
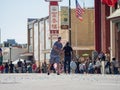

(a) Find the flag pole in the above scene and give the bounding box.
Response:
[69,0,71,45]
[75,23,78,55]
[83,1,85,9]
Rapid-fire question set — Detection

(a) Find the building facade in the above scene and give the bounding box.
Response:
[27,8,95,66]
[108,2,120,64]
[95,0,120,66]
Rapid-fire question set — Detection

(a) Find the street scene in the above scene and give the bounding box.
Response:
[0,0,120,90]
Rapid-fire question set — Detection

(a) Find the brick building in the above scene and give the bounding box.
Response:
[70,8,95,55]
[95,0,120,66]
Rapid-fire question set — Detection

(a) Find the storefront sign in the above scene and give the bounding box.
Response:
[49,5,59,35]
[61,6,69,29]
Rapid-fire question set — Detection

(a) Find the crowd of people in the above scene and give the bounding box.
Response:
[69,55,119,74]
[0,37,120,75]
[46,37,120,75]
[0,56,119,74]
[0,60,40,73]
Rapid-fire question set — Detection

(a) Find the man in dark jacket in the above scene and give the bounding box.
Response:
[63,42,73,74]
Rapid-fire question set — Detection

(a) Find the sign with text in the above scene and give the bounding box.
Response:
[61,6,69,29]
[49,5,59,35]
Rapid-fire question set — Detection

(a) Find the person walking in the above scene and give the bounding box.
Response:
[111,58,119,74]
[9,61,14,73]
[17,59,23,73]
[63,42,73,74]
[5,62,9,73]
[47,37,63,75]
[23,60,27,73]
[32,62,37,73]
[41,61,47,73]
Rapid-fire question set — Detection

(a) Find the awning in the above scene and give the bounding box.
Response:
[107,8,120,19]
[42,49,51,53]
[20,52,33,57]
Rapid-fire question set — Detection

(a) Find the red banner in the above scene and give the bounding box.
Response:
[102,0,118,7]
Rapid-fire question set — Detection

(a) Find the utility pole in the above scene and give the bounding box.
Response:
[69,0,71,45]
[9,46,12,63]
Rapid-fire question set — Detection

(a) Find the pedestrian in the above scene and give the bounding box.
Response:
[41,61,47,73]
[23,60,27,73]
[17,59,23,73]
[0,64,4,73]
[32,62,37,73]
[47,37,63,75]
[98,51,105,61]
[27,63,32,73]
[92,50,98,61]
[111,58,119,74]
[88,60,94,74]
[9,61,14,73]
[5,62,9,73]
[63,42,73,74]
[94,58,101,74]
[105,59,111,74]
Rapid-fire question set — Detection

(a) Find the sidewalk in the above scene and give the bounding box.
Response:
[0,74,120,90]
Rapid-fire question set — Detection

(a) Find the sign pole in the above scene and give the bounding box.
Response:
[69,0,71,45]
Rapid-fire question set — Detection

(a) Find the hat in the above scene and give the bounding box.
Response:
[58,37,61,39]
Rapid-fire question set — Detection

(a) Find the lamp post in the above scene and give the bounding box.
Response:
[69,0,71,45]
[9,46,12,63]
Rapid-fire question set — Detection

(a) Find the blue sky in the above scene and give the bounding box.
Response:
[0,0,94,44]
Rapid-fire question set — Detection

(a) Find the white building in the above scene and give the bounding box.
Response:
[2,47,27,63]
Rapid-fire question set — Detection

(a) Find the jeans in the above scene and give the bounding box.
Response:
[64,56,71,74]
[114,67,119,74]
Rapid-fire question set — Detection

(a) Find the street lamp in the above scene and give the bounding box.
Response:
[9,46,12,63]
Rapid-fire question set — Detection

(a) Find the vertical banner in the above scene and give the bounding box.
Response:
[49,2,59,35]
[61,6,69,29]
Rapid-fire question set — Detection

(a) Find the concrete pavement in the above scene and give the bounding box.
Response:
[0,74,120,90]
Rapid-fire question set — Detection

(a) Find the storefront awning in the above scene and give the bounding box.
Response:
[107,8,120,20]
[42,49,51,54]
[73,46,94,50]
[20,52,33,57]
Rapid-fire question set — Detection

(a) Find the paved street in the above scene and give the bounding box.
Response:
[0,74,120,90]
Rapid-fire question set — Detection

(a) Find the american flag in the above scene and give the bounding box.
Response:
[75,0,85,21]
